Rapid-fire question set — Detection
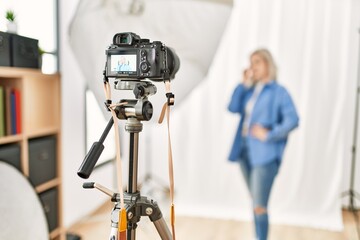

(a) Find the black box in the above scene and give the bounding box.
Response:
[11,34,39,69]
[0,31,11,66]
[39,187,59,232]
[29,136,57,186]
[0,143,21,171]
[66,233,81,240]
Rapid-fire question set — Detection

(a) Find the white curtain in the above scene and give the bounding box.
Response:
[148,0,360,231]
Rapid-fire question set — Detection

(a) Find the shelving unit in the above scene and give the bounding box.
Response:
[0,67,63,240]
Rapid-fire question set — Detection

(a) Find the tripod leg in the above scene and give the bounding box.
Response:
[109,226,118,240]
[153,217,172,240]
[127,229,136,240]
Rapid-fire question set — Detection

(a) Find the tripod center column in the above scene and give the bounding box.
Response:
[125,118,143,194]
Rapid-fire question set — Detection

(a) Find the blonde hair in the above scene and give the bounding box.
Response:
[251,48,277,80]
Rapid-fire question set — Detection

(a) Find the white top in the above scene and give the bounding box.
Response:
[242,83,264,136]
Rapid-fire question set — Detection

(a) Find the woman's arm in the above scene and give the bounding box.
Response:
[228,84,250,113]
[228,69,253,113]
[266,88,299,142]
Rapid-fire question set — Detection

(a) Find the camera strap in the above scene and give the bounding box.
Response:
[104,79,176,240]
[158,80,176,240]
[103,81,128,240]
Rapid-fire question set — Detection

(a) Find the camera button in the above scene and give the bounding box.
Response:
[140,62,150,73]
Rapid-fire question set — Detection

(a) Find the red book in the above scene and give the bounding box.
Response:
[14,89,21,134]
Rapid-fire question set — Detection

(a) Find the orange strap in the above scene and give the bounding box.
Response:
[104,81,127,240]
[158,80,176,240]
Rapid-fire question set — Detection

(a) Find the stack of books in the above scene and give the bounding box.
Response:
[0,86,22,137]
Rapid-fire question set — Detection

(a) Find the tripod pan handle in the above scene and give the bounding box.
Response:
[77,142,105,179]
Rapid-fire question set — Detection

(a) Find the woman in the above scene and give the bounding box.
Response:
[228,49,299,240]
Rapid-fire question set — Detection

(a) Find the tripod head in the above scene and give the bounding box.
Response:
[77,79,157,179]
[113,80,156,121]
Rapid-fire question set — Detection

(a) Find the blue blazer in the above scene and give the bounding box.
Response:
[228,81,299,166]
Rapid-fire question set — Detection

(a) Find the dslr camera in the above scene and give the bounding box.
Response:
[105,32,180,81]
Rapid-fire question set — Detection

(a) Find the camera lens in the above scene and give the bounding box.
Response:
[166,47,180,79]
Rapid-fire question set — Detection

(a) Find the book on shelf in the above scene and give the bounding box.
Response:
[5,87,12,135]
[0,85,22,138]
[0,86,4,137]
[14,89,21,134]
[10,91,16,135]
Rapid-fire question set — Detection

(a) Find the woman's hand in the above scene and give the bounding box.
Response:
[243,68,253,87]
[251,124,269,141]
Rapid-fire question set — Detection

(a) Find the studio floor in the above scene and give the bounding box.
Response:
[69,201,360,240]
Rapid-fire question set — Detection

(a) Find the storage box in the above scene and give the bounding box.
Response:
[0,31,11,66]
[39,187,59,232]
[11,34,39,69]
[0,143,21,171]
[29,136,57,186]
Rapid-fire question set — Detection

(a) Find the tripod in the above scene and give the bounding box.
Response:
[78,80,172,240]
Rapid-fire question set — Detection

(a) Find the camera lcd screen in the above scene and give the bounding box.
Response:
[110,54,137,73]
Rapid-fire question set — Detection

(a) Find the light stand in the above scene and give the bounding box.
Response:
[342,28,360,240]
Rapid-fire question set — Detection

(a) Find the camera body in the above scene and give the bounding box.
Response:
[105,32,179,81]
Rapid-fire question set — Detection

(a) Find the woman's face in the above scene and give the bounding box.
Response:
[250,54,269,82]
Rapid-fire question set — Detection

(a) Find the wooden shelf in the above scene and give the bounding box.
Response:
[36,178,61,193]
[0,67,64,240]
[0,66,57,78]
[0,134,23,144]
[26,126,60,139]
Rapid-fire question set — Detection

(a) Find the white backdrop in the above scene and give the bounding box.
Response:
[148,0,360,231]
[69,0,360,231]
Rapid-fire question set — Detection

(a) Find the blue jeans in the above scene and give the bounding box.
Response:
[239,138,279,240]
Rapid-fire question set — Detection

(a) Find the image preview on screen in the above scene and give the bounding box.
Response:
[111,54,137,72]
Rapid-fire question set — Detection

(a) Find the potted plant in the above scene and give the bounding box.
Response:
[6,10,17,33]
[38,47,46,69]
[38,47,53,69]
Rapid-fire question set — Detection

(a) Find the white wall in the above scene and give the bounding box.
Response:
[0,0,57,73]
[60,0,114,227]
